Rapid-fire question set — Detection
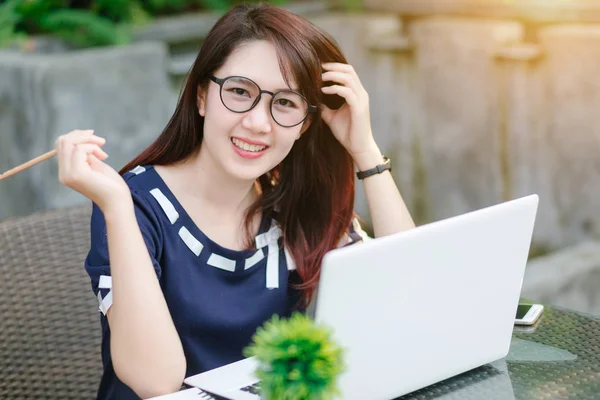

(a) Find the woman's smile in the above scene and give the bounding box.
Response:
[230,137,269,159]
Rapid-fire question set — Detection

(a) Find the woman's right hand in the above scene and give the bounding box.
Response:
[57,129,131,212]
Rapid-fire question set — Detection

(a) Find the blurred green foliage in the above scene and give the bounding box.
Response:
[244,313,345,400]
[0,0,287,48]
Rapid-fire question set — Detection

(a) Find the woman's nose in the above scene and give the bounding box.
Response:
[242,96,273,134]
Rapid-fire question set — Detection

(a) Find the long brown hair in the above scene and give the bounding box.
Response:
[121,3,355,308]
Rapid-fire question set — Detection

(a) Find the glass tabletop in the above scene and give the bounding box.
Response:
[397,306,600,399]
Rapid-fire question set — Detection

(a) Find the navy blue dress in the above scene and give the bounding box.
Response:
[84,165,366,399]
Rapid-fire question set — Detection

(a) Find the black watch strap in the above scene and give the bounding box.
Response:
[356,156,391,180]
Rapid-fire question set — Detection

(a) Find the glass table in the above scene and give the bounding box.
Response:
[176,305,599,400]
[398,306,600,399]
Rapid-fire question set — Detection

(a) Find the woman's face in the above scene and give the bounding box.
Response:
[197,40,310,183]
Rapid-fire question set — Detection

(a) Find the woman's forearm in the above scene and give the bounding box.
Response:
[353,143,415,237]
[103,201,186,398]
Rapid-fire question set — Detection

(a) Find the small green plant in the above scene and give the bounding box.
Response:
[244,313,345,400]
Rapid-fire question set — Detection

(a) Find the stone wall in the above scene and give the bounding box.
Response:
[521,241,600,316]
[0,42,174,219]
[312,14,600,259]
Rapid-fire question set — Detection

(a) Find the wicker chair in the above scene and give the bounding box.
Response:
[0,204,102,399]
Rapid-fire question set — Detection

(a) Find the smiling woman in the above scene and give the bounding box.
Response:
[54,3,415,399]
[195,40,317,181]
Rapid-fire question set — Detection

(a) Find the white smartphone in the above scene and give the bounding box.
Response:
[514,303,544,325]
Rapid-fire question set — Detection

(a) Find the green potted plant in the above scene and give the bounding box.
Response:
[244,313,345,400]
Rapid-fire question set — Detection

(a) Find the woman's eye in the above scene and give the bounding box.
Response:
[277,98,296,108]
[230,88,249,97]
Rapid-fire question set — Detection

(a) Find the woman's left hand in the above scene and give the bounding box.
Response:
[320,63,379,161]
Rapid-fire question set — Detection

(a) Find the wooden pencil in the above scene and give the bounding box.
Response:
[0,149,58,181]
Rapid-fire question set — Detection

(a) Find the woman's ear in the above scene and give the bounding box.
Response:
[197,85,206,117]
[297,117,312,140]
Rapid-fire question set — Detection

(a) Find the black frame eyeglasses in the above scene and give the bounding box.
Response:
[209,75,317,128]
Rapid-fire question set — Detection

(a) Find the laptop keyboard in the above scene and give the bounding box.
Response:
[240,382,261,396]
[196,390,228,399]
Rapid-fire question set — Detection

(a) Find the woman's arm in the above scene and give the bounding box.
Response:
[320,63,415,237]
[352,144,415,237]
[104,201,186,398]
[57,130,185,398]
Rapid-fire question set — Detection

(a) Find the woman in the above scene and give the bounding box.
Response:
[57,3,414,399]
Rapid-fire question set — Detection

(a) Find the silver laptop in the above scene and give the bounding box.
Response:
[184,195,539,400]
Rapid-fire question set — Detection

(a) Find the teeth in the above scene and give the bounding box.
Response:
[232,138,267,153]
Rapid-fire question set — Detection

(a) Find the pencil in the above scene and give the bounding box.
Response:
[0,149,58,181]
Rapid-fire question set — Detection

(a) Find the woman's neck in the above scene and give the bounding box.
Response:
[174,146,259,216]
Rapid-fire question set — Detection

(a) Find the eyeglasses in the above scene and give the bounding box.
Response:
[210,75,317,128]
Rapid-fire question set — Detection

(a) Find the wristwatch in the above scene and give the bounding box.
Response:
[356,156,391,180]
